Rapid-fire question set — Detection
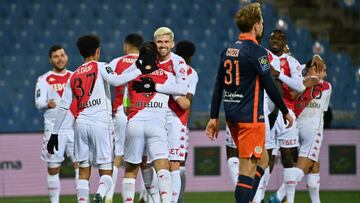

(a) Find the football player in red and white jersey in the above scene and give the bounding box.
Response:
[174,40,199,203]
[121,42,188,203]
[35,45,79,203]
[154,27,190,203]
[46,35,156,203]
[105,33,143,203]
[285,60,331,203]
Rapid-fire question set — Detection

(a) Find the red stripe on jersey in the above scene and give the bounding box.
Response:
[46,72,71,97]
[187,65,193,75]
[112,54,138,113]
[168,97,188,125]
[158,59,175,75]
[294,81,330,117]
[267,52,273,63]
[127,69,168,120]
[279,57,295,111]
[69,61,98,117]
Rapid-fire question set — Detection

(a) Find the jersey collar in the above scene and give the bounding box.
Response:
[239,33,258,45]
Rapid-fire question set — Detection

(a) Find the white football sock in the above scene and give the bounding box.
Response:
[138,175,148,202]
[253,167,270,203]
[170,170,181,203]
[157,169,172,203]
[276,182,286,201]
[77,179,89,203]
[142,167,160,203]
[227,157,239,186]
[105,166,118,202]
[178,166,186,203]
[122,178,136,203]
[47,174,60,203]
[96,175,113,198]
[74,168,79,186]
[284,167,304,203]
[307,173,321,203]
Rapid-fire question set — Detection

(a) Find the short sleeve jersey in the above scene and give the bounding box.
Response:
[217,36,271,123]
[35,70,74,131]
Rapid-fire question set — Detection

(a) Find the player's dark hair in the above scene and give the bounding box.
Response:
[271,29,287,41]
[76,34,101,58]
[175,40,196,64]
[125,33,144,49]
[48,45,64,58]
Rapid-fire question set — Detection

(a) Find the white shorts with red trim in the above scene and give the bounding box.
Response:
[124,120,169,164]
[274,110,299,148]
[113,106,127,156]
[41,129,75,163]
[74,122,114,166]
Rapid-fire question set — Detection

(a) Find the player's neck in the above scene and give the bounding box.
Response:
[52,68,66,74]
[84,56,97,63]
[273,50,283,57]
[126,49,139,55]
[159,53,171,62]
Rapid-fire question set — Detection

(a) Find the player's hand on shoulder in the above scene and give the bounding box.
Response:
[47,99,57,109]
[283,113,293,129]
[47,133,58,154]
[311,55,325,73]
[132,77,156,93]
[136,42,159,74]
[205,119,220,141]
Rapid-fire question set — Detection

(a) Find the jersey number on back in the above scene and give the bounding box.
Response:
[224,59,240,86]
[73,72,96,99]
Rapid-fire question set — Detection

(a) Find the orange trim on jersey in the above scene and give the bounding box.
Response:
[255,172,261,178]
[239,33,259,45]
[253,75,260,123]
[237,183,253,189]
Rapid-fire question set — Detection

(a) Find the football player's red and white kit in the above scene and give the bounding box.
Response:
[157,52,189,161]
[183,66,199,154]
[124,68,188,164]
[35,70,75,163]
[108,54,138,157]
[295,80,332,161]
[52,61,142,166]
[271,53,305,148]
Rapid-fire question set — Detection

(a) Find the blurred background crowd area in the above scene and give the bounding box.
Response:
[0,0,360,132]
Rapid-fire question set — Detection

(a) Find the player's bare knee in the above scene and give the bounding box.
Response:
[169,160,180,171]
[258,150,269,169]
[154,159,169,171]
[47,164,60,175]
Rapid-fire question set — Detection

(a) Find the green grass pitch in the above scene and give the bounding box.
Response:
[1,191,359,203]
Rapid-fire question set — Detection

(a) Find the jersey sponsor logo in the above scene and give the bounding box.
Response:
[223,90,243,103]
[280,139,298,146]
[258,55,269,71]
[105,66,113,74]
[50,83,66,92]
[226,48,240,57]
[169,148,181,155]
[48,77,56,82]
[78,98,101,109]
[134,101,163,108]
[296,101,321,109]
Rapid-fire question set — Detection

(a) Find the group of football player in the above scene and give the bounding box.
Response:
[35,27,198,203]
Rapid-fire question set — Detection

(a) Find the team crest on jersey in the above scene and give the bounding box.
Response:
[254,146,262,154]
[258,55,269,71]
[168,65,173,72]
[105,66,113,74]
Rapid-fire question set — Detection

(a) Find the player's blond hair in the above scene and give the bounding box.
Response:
[235,3,262,33]
[154,27,174,40]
